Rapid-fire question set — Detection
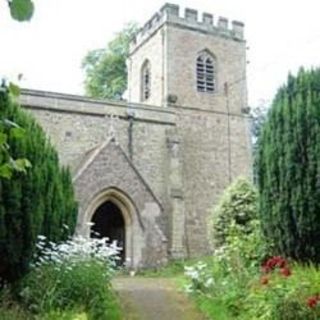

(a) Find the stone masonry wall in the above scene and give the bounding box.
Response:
[172,106,251,256]
[20,86,251,259]
[165,22,247,114]
[74,139,168,268]
[21,90,175,244]
[128,27,165,107]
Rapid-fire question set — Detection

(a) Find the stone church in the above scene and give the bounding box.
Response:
[20,3,251,268]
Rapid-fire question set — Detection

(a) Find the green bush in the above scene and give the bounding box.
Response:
[18,235,121,319]
[21,262,120,319]
[257,68,320,263]
[245,262,320,320]
[185,178,267,318]
[185,218,269,319]
[0,302,31,320]
[185,249,320,319]
[211,177,258,246]
[0,88,77,283]
[186,179,319,320]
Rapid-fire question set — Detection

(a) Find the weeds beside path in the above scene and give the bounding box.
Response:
[113,276,206,320]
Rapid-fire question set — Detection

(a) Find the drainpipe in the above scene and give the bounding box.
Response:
[127,108,135,161]
[224,82,232,183]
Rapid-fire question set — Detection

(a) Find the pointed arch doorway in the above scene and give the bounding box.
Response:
[84,188,137,268]
[91,201,125,264]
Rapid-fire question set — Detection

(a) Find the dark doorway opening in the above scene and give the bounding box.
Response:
[91,201,125,265]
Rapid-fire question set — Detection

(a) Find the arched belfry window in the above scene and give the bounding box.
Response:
[141,60,151,101]
[196,51,216,93]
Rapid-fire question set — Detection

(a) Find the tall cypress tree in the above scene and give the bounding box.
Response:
[257,68,320,263]
[0,88,77,283]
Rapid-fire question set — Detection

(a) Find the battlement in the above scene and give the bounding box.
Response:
[129,3,245,54]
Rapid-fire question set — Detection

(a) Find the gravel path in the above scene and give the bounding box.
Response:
[112,277,206,320]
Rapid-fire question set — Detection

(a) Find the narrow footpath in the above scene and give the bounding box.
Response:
[113,277,206,320]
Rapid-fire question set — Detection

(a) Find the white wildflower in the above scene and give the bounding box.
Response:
[31,234,121,277]
[184,283,194,293]
[204,277,214,288]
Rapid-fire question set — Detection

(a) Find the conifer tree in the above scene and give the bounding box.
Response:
[257,68,320,263]
[0,88,77,283]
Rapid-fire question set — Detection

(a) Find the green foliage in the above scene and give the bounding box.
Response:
[6,0,34,21]
[186,226,320,319]
[211,177,258,246]
[185,217,269,318]
[82,22,139,99]
[257,68,320,263]
[20,262,120,319]
[16,236,121,319]
[0,85,31,179]
[251,102,268,143]
[244,263,320,320]
[135,259,187,278]
[0,89,77,283]
[0,297,32,320]
[225,220,271,270]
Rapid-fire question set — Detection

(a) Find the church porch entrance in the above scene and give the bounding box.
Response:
[91,201,125,264]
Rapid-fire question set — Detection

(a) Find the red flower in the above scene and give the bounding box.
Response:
[261,265,270,274]
[307,297,318,309]
[279,267,292,277]
[277,258,287,268]
[260,276,269,285]
[262,256,288,273]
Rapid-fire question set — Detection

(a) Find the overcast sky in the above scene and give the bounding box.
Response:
[0,0,319,107]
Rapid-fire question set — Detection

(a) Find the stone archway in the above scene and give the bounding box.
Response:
[91,201,126,264]
[83,188,138,267]
[74,139,168,268]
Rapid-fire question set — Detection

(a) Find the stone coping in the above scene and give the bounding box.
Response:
[20,89,247,121]
[20,89,176,125]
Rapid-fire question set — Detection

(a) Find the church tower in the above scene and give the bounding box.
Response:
[127,3,247,115]
[127,3,251,258]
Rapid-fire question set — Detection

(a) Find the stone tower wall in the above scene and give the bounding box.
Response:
[127,3,251,256]
[172,107,251,256]
[166,25,247,113]
[127,26,165,107]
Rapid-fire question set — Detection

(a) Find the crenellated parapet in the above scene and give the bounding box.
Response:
[130,3,245,53]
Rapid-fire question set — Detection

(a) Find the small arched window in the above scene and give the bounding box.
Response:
[141,60,151,101]
[196,51,216,93]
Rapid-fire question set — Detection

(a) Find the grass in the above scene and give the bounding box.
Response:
[195,295,232,320]
[0,308,91,320]
[135,259,186,277]
[0,297,122,320]
[133,256,215,278]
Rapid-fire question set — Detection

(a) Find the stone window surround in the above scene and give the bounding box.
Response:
[141,59,151,102]
[196,50,216,93]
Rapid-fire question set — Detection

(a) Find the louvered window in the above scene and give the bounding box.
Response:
[196,52,215,93]
[141,60,151,101]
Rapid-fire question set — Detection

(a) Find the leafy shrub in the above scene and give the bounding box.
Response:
[210,176,258,246]
[185,249,320,319]
[245,261,320,320]
[0,301,31,320]
[0,88,77,283]
[184,261,214,294]
[185,219,268,319]
[18,235,121,319]
[186,175,320,320]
